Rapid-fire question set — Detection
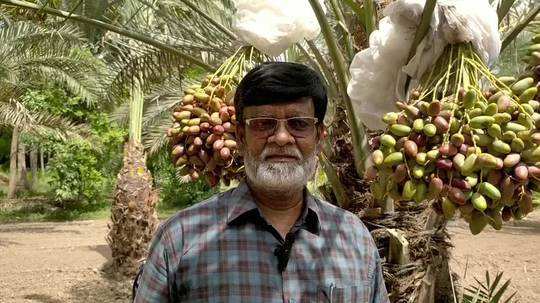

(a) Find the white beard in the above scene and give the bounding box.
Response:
[243,145,319,194]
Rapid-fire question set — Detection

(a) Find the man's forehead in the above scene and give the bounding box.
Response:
[244,98,314,117]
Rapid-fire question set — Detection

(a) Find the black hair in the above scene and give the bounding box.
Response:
[234,62,327,123]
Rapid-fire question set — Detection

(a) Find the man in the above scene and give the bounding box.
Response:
[134,62,389,302]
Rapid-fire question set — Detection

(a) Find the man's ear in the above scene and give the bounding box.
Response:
[317,124,327,140]
[320,125,327,140]
[316,124,327,153]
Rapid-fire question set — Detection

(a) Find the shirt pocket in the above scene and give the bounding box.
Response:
[317,282,372,303]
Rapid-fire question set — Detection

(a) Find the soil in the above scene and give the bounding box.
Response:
[0,211,539,303]
[449,210,540,302]
[0,220,132,303]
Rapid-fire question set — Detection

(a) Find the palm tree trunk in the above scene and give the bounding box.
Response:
[39,148,45,171]
[17,141,29,191]
[416,213,453,303]
[7,126,19,199]
[106,78,159,277]
[107,140,159,276]
[30,148,38,191]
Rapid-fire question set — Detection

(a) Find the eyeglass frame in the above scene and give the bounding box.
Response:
[243,116,320,139]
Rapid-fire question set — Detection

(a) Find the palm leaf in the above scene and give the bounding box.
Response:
[0,21,83,51]
[0,98,87,140]
[0,0,216,70]
[143,116,171,157]
[21,55,104,105]
[496,0,517,24]
[462,271,516,303]
[501,3,540,51]
[106,46,190,105]
[0,20,105,104]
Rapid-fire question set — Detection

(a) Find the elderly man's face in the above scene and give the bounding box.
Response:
[237,98,324,191]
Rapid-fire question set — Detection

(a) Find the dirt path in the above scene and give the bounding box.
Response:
[0,220,131,303]
[0,212,539,303]
[449,210,540,302]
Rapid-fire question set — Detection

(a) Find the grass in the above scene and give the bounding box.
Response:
[0,194,194,224]
[0,170,111,223]
[0,198,192,224]
[0,169,200,223]
[0,198,111,223]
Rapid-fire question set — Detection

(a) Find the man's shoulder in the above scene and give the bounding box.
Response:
[161,189,231,228]
[313,196,373,238]
[314,196,365,224]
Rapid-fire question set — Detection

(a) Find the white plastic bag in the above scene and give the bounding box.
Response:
[347,0,423,129]
[232,0,322,57]
[347,0,501,130]
[348,17,418,129]
[404,0,500,80]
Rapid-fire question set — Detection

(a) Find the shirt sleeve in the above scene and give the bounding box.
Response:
[353,216,390,303]
[370,250,390,303]
[134,224,174,303]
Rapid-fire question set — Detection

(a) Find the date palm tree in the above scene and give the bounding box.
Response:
[0,15,103,198]
[3,1,538,301]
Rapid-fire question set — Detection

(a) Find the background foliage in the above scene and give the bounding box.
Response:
[21,85,125,205]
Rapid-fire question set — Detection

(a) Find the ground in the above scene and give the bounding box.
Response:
[0,220,132,303]
[0,211,539,302]
[449,210,540,302]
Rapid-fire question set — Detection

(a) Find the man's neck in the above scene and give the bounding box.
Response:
[246,180,304,239]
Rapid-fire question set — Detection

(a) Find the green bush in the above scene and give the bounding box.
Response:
[45,115,124,205]
[47,139,108,203]
[22,86,125,206]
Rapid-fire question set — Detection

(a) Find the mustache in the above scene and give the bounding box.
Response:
[260,146,303,160]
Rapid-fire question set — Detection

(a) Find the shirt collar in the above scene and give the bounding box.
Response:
[226,180,320,236]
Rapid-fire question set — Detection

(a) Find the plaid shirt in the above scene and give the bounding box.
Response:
[134,181,389,303]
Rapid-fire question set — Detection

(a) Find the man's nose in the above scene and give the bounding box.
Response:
[268,121,295,146]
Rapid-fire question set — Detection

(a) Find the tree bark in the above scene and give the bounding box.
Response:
[7,127,19,199]
[17,141,29,190]
[30,148,38,191]
[39,148,45,171]
[106,140,159,277]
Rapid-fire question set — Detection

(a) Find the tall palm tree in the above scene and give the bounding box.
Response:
[4,2,539,301]
[0,16,103,198]
[72,0,244,275]
[2,0,233,275]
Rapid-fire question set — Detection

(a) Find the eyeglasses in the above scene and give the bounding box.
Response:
[244,117,319,138]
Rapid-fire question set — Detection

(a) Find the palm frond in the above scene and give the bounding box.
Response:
[13,50,104,99]
[0,0,216,70]
[174,0,236,40]
[143,116,171,157]
[0,17,105,142]
[141,90,181,128]
[0,7,11,23]
[501,3,540,51]
[462,271,516,303]
[110,74,187,156]
[0,20,106,106]
[0,21,84,54]
[0,98,88,141]
[101,0,236,63]
[107,46,190,105]
[496,0,517,24]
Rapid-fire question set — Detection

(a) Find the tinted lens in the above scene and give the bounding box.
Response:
[246,117,317,138]
[248,118,277,134]
[287,117,316,137]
